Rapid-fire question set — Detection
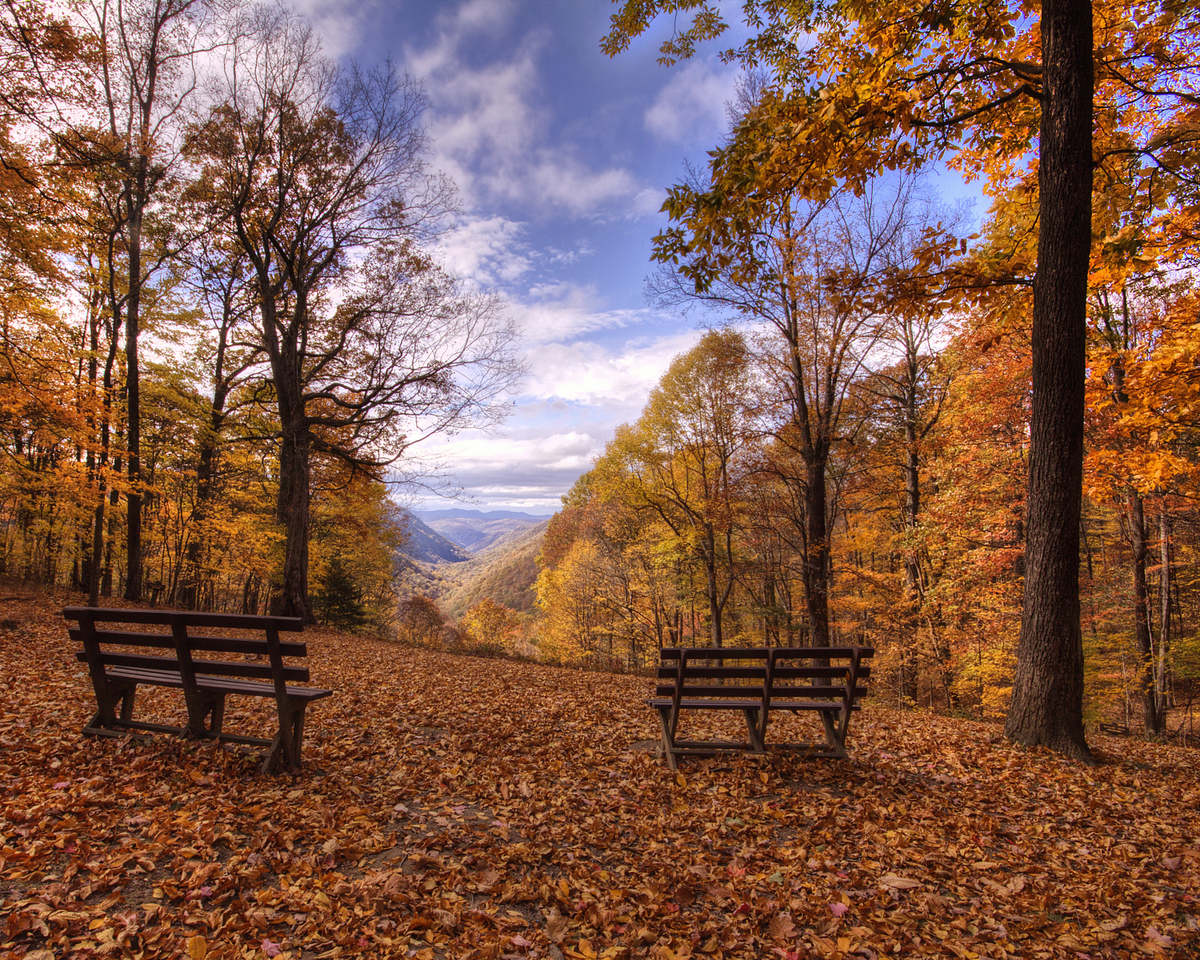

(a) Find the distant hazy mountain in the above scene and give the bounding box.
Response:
[418,509,553,522]
[398,511,472,564]
[437,519,549,616]
[417,509,552,553]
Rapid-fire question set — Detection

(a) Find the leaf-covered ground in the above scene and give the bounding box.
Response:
[2,590,1198,960]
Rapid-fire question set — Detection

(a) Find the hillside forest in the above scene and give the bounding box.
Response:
[4,0,1200,747]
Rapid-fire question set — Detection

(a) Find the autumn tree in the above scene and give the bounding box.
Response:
[604,330,757,647]
[650,165,940,646]
[459,597,521,655]
[606,0,1200,759]
[54,0,234,602]
[193,10,522,619]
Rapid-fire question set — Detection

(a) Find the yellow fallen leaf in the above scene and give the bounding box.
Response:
[186,935,207,960]
[88,918,106,930]
[880,874,921,890]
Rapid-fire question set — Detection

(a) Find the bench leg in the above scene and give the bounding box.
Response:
[819,710,847,759]
[183,692,226,740]
[84,679,138,735]
[263,701,307,775]
[743,708,765,754]
[655,704,678,772]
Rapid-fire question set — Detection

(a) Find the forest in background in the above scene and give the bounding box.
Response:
[413,0,1200,746]
[0,0,522,624]
[5,0,1200,745]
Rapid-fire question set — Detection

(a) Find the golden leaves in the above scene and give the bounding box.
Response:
[2,593,1200,958]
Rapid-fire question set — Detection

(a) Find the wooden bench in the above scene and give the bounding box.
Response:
[648,646,873,770]
[66,607,332,774]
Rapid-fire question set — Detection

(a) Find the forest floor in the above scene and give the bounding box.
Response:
[1,587,1198,960]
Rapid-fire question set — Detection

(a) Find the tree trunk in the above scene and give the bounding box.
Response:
[900,418,922,702]
[1127,490,1161,735]
[180,381,229,610]
[123,196,143,603]
[274,413,312,621]
[702,522,723,647]
[1157,504,1171,722]
[1004,0,1094,762]
[804,455,831,647]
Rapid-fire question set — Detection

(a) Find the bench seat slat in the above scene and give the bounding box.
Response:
[666,684,768,698]
[649,697,763,711]
[77,650,310,683]
[771,685,868,699]
[101,665,331,701]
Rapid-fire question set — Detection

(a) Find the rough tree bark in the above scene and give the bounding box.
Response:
[1003,0,1095,762]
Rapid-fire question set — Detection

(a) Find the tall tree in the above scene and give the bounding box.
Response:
[650,170,940,645]
[605,0,1200,758]
[31,0,234,600]
[604,330,757,647]
[195,10,521,619]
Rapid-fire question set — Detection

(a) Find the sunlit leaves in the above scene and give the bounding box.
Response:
[3,593,1200,958]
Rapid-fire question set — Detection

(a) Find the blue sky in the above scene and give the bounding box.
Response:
[295,0,746,515]
[299,1,982,517]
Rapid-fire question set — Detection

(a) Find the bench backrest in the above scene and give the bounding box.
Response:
[656,646,874,706]
[656,648,771,705]
[65,607,307,699]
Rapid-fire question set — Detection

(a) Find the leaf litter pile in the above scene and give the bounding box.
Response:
[2,593,1199,960]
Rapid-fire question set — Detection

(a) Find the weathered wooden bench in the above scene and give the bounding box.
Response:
[65,607,332,774]
[648,646,873,770]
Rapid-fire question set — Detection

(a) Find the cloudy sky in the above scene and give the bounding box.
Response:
[296,0,747,516]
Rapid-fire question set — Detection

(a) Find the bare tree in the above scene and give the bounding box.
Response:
[193,10,523,619]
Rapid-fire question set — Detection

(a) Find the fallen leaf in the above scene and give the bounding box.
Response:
[881,875,921,890]
[546,909,569,944]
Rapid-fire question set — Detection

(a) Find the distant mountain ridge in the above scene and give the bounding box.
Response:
[398,512,472,564]
[417,509,552,521]
[416,509,552,554]
[437,519,549,616]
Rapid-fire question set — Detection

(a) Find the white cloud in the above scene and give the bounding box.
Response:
[644,60,738,146]
[437,216,532,287]
[403,4,647,218]
[410,428,605,512]
[287,0,381,59]
[402,325,705,511]
[526,329,704,408]
[509,284,650,345]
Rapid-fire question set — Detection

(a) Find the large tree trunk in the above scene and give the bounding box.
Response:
[274,401,312,621]
[1004,0,1094,762]
[703,523,723,647]
[900,416,922,702]
[123,198,143,602]
[1126,490,1162,735]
